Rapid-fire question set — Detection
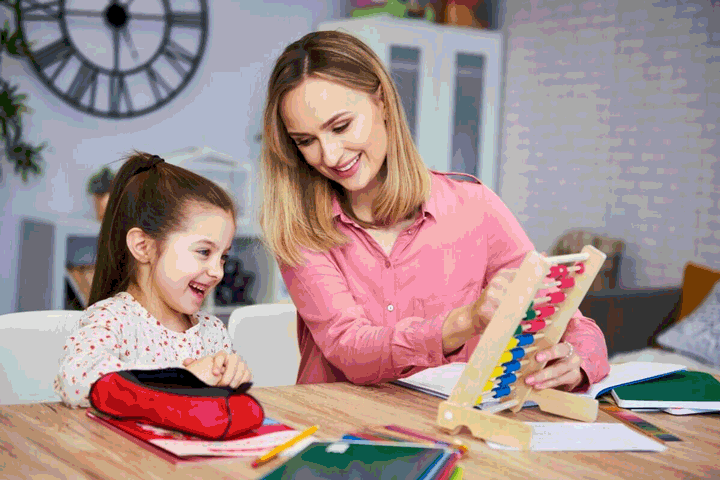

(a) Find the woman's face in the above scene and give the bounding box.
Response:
[281,77,388,196]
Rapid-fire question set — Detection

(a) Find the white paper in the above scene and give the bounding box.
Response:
[485,423,666,452]
[150,431,318,457]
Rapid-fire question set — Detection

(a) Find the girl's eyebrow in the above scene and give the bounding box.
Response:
[196,239,232,254]
[287,111,350,136]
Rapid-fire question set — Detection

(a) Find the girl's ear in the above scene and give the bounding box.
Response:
[126,228,156,264]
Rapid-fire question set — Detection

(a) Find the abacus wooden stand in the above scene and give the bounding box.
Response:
[437,245,606,449]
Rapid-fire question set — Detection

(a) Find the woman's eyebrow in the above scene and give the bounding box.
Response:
[287,111,350,135]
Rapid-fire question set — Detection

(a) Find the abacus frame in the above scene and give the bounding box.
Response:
[436,245,607,449]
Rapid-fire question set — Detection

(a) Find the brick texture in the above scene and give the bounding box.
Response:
[500,0,720,287]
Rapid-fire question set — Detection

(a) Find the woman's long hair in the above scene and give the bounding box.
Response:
[260,30,431,268]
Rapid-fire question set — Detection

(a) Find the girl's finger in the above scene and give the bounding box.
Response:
[220,355,239,386]
[213,351,227,376]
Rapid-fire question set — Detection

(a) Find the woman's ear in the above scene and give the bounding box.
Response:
[373,85,387,123]
[126,228,156,264]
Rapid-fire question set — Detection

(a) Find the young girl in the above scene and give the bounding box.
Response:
[260,31,610,391]
[55,152,252,408]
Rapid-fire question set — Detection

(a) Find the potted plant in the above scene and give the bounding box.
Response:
[86,167,114,222]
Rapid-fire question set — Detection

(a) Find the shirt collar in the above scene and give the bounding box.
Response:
[331,172,443,227]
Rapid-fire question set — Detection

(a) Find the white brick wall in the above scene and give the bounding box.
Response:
[500,0,720,287]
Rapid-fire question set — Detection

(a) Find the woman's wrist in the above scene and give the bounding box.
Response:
[441,305,478,355]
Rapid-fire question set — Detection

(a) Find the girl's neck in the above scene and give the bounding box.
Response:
[126,283,194,333]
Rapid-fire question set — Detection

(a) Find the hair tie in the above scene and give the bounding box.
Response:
[135,155,165,175]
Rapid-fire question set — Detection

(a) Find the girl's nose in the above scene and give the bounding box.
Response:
[209,259,224,280]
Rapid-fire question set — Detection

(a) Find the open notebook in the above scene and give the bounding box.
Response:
[393,361,688,404]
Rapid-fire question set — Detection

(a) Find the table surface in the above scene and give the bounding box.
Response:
[1,382,719,480]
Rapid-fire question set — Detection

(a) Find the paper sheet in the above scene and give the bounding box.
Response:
[485,422,667,451]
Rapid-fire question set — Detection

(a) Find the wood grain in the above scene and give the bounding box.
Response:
[1,382,719,480]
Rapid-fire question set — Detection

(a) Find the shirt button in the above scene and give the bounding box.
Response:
[385,260,391,268]
[387,304,394,312]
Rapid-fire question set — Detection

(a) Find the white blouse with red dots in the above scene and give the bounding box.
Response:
[54,292,235,408]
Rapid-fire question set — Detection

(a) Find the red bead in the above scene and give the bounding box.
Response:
[575,262,585,274]
[557,276,575,289]
[548,265,568,278]
[523,320,546,333]
[535,306,556,320]
[548,292,566,303]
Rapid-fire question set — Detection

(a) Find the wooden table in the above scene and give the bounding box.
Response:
[1,382,719,479]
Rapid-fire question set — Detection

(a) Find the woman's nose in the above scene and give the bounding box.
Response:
[320,137,343,167]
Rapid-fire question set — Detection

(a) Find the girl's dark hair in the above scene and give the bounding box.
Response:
[88,151,236,306]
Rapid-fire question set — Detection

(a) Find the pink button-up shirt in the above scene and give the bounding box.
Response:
[281,172,610,388]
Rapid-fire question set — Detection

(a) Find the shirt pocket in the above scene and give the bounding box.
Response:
[412,282,482,320]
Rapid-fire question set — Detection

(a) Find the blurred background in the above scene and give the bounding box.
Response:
[1,0,718,326]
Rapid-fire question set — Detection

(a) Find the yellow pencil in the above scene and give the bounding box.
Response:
[251,425,319,468]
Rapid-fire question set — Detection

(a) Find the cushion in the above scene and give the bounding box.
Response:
[656,281,720,368]
[677,262,720,321]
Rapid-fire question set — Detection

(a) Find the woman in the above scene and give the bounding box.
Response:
[259,30,609,391]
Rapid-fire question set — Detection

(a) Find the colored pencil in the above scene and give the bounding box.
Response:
[250,425,318,468]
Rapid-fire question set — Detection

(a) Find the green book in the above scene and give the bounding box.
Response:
[261,440,454,480]
[611,371,720,409]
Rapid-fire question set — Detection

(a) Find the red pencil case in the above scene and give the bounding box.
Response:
[88,368,264,440]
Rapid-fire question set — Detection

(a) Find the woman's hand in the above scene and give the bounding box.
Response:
[524,342,584,391]
[468,268,518,332]
[442,268,517,354]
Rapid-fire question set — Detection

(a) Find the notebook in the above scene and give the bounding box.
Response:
[611,371,720,409]
[260,440,455,480]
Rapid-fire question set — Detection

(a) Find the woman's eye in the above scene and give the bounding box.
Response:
[295,137,313,147]
[333,122,350,134]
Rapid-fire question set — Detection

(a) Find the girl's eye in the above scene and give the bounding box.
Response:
[333,122,350,134]
[221,254,229,263]
[197,249,210,257]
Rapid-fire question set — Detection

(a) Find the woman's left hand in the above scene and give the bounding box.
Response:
[524,342,583,391]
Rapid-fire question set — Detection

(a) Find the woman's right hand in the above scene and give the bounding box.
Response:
[442,268,518,354]
[468,268,518,332]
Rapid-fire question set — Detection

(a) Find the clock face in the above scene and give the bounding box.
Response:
[19,0,209,119]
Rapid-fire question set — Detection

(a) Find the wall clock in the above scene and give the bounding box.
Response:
[18,0,209,119]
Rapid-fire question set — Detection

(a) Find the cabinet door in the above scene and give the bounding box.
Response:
[434,28,503,189]
[316,17,437,146]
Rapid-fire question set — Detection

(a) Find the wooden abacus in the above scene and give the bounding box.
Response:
[437,245,607,449]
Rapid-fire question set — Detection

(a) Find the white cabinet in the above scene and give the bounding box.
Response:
[316,16,503,190]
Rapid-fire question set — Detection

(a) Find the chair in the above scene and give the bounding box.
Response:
[0,310,82,404]
[228,303,300,387]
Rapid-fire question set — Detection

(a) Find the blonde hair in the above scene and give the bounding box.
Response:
[260,30,431,267]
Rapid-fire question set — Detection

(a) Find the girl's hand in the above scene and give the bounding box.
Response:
[469,268,518,332]
[191,351,252,389]
[182,356,223,386]
[524,342,584,391]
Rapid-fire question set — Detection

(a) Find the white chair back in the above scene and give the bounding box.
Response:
[0,310,82,404]
[228,303,299,387]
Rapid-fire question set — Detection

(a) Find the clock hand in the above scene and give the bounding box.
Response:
[112,29,120,71]
[64,9,105,19]
[120,28,139,60]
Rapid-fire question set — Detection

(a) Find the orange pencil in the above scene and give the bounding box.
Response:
[251,425,318,468]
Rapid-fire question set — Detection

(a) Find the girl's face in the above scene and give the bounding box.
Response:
[281,77,388,197]
[149,205,235,322]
